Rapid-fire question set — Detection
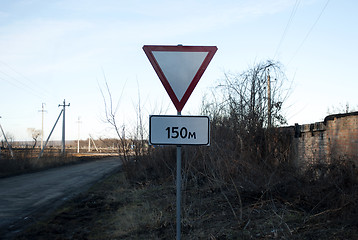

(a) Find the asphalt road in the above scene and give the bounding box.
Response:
[0,157,122,239]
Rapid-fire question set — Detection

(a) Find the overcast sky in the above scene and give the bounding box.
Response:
[0,0,357,141]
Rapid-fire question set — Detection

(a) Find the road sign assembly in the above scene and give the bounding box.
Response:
[143,44,217,240]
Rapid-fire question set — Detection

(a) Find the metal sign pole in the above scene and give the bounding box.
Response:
[176,111,181,240]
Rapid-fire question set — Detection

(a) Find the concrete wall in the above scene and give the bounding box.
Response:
[293,111,358,167]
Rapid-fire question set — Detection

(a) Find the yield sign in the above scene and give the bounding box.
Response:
[143,45,217,112]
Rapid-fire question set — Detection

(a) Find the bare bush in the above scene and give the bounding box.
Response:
[124,60,293,190]
[27,128,41,148]
[117,59,358,238]
[190,60,292,181]
[99,74,130,163]
[219,60,289,128]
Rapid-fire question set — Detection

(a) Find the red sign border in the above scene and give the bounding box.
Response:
[143,45,217,112]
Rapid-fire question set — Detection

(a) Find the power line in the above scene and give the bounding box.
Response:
[0,61,60,102]
[0,73,44,100]
[274,0,301,59]
[288,0,331,65]
[0,61,47,93]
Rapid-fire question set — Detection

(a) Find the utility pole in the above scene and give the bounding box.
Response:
[267,69,272,128]
[88,137,91,152]
[76,116,82,153]
[38,103,47,150]
[58,99,70,155]
[0,116,14,158]
[38,109,63,159]
[88,135,98,152]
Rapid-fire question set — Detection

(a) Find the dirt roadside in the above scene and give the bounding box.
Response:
[0,157,122,240]
[13,168,358,240]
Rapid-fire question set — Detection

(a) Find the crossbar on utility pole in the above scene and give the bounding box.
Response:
[59,99,70,155]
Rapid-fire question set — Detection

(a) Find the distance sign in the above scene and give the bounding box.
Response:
[149,115,210,145]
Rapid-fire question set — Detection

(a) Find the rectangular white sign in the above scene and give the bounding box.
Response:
[149,115,210,145]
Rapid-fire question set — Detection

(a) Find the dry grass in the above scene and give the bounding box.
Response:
[14,156,358,239]
[10,122,358,239]
[0,148,107,178]
[15,170,175,239]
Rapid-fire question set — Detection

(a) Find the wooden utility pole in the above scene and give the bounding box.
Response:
[267,69,272,127]
[59,99,70,155]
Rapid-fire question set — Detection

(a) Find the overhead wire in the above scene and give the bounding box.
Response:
[0,60,58,100]
[0,68,44,100]
[273,0,301,60]
[0,60,60,103]
[272,0,330,124]
[288,0,331,65]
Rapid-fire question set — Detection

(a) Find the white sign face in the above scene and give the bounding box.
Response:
[152,51,208,101]
[149,115,210,145]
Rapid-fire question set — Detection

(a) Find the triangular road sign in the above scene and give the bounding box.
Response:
[143,45,217,112]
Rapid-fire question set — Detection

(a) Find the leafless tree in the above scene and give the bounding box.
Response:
[219,60,289,128]
[133,94,145,156]
[327,102,357,115]
[99,73,129,162]
[179,60,293,224]
[27,128,41,148]
[190,60,293,191]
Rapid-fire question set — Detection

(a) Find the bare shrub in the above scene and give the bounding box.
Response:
[124,146,176,184]
[99,74,130,163]
[119,60,358,238]
[181,60,292,186]
[124,60,294,191]
[301,158,358,215]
